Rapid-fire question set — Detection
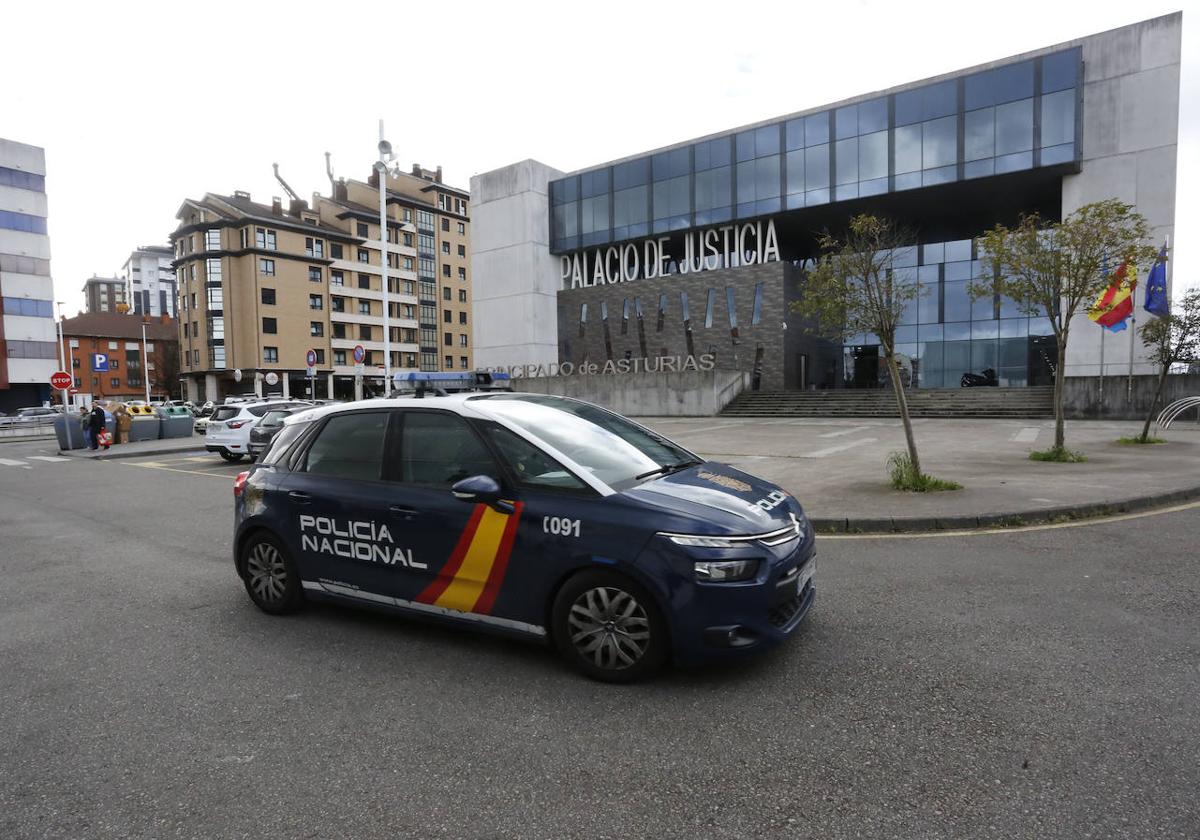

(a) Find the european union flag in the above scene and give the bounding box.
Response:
[1144,243,1170,317]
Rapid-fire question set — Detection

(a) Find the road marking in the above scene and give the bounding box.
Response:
[804,438,877,458]
[666,422,748,435]
[121,462,233,480]
[1013,427,1040,443]
[27,455,69,463]
[0,458,28,466]
[820,498,1200,540]
[818,425,872,438]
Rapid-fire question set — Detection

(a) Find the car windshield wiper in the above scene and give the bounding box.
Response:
[635,458,703,481]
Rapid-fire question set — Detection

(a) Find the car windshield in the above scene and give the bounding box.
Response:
[261,410,291,425]
[474,395,699,491]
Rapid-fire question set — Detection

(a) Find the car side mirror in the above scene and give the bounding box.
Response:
[451,475,514,514]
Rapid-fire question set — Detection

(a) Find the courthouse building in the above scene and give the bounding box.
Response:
[471,14,1182,392]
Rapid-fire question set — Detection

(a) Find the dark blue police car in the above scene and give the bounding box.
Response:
[232,389,815,682]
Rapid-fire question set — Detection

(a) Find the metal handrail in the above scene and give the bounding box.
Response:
[1156,396,1200,432]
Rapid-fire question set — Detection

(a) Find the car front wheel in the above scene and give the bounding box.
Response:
[551,570,669,683]
[239,532,304,614]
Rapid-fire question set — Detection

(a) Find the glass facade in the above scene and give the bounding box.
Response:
[549,48,1080,253]
[841,238,1057,389]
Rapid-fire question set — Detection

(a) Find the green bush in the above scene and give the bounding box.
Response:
[1116,436,1165,445]
[886,452,962,492]
[1029,447,1088,462]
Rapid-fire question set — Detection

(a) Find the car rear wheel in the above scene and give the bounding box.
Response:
[551,570,668,683]
[219,449,244,462]
[239,532,304,614]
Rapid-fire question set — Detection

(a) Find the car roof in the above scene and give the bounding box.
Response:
[279,392,574,425]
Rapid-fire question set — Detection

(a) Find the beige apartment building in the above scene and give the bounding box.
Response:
[171,164,472,403]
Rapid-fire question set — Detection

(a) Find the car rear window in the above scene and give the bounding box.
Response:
[211,406,240,422]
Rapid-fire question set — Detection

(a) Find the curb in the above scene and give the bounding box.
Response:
[810,484,1200,534]
[58,442,206,461]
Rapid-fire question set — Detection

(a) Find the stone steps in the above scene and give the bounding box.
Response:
[722,387,1054,418]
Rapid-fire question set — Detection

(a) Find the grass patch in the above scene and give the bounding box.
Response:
[1116,436,1166,445]
[886,452,962,492]
[1029,446,1088,463]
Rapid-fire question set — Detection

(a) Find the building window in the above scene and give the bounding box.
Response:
[334,350,346,366]
[358,300,371,315]
[305,237,324,258]
[206,286,223,310]
[313,349,325,364]
[261,288,276,305]
[457,267,466,281]
[459,356,469,369]
[357,248,369,263]
[262,317,277,334]
[330,243,343,260]
[207,317,224,340]
[704,288,716,328]
[459,334,468,347]
[457,244,465,258]
[331,296,345,313]
[443,310,452,323]
[441,217,450,232]
[441,286,451,301]
[358,273,371,290]
[444,332,452,346]
[458,289,467,303]
[259,258,275,276]
[210,346,226,368]
[441,241,450,254]
[458,311,467,325]
[358,325,372,341]
[263,347,278,363]
[751,283,764,326]
[311,321,324,337]
[444,355,454,369]
[441,264,451,278]
[110,359,120,370]
[332,323,346,339]
[255,228,277,250]
[309,294,323,310]
[331,270,344,286]
[403,232,413,247]
[204,229,220,250]
[403,256,414,271]
[309,266,322,282]
[357,222,369,237]
[418,210,434,230]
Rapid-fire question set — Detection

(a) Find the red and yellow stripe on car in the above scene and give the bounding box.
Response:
[416,502,523,615]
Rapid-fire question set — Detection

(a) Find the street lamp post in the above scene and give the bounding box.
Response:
[140,321,151,403]
[56,301,74,447]
[375,120,402,397]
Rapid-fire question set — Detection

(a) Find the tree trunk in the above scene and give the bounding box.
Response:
[885,353,922,477]
[1140,363,1170,443]
[1053,340,1067,451]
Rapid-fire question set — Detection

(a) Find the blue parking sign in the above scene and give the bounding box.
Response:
[92,352,109,372]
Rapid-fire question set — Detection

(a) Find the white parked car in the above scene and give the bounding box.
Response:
[205,401,310,461]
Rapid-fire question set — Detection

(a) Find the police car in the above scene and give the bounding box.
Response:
[232,375,815,681]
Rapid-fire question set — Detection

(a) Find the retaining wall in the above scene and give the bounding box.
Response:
[512,369,749,416]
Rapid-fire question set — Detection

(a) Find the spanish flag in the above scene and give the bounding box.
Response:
[1089,260,1138,333]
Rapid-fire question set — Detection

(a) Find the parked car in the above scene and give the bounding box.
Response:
[0,406,59,426]
[247,407,308,460]
[194,415,210,435]
[206,400,311,461]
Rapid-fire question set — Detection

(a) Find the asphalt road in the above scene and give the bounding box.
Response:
[1,437,1197,839]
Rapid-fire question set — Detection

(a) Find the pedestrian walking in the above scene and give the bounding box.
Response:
[88,404,107,451]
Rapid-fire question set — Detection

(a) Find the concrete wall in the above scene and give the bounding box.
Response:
[469,160,564,369]
[512,368,749,417]
[1062,13,1182,380]
[1064,373,1200,420]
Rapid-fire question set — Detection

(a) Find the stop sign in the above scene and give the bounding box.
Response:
[50,371,72,390]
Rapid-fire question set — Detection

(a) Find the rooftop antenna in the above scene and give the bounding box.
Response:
[324,152,335,193]
[271,162,301,203]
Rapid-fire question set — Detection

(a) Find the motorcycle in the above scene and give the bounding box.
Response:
[960,368,998,387]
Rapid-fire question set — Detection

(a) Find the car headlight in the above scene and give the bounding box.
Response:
[693,559,759,582]
[667,534,743,548]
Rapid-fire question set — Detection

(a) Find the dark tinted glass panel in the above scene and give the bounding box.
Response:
[485,426,585,490]
[693,137,730,171]
[995,99,1033,154]
[755,156,780,197]
[1040,90,1075,147]
[736,130,756,162]
[859,131,888,180]
[550,177,578,204]
[653,176,689,219]
[992,61,1034,104]
[895,124,922,173]
[835,138,858,185]
[653,147,689,180]
[835,104,857,139]
[401,412,500,487]
[785,149,805,194]
[704,289,716,328]
[995,151,1032,173]
[858,98,887,134]
[751,283,763,325]
[1042,49,1079,93]
[964,108,994,160]
[580,168,610,198]
[895,88,922,126]
[1041,143,1075,165]
[804,145,828,190]
[755,124,780,157]
[922,116,957,169]
[304,412,387,480]
[613,158,649,189]
[804,112,829,147]
[694,167,731,210]
[785,118,805,151]
[923,80,957,120]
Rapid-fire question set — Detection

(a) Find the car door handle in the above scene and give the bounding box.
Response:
[389,505,419,516]
[288,491,311,504]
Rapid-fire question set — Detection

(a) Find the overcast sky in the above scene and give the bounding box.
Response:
[1,0,1193,316]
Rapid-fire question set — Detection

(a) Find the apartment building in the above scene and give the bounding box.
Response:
[171,163,472,403]
[0,138,57,412]
[122,245,176,318]
[61,312,178,401]
[82,275,129,314]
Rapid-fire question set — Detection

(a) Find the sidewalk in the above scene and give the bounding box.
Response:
[641,416,1200,532]
[59,436,206,461]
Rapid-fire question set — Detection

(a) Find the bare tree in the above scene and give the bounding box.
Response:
[974,199,1156,458]
[792,214,937,486]
[1136,288,1200,443]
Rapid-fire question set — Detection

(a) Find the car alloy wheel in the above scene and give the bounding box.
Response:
[568,586,652,670]
[246,542,288,604]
